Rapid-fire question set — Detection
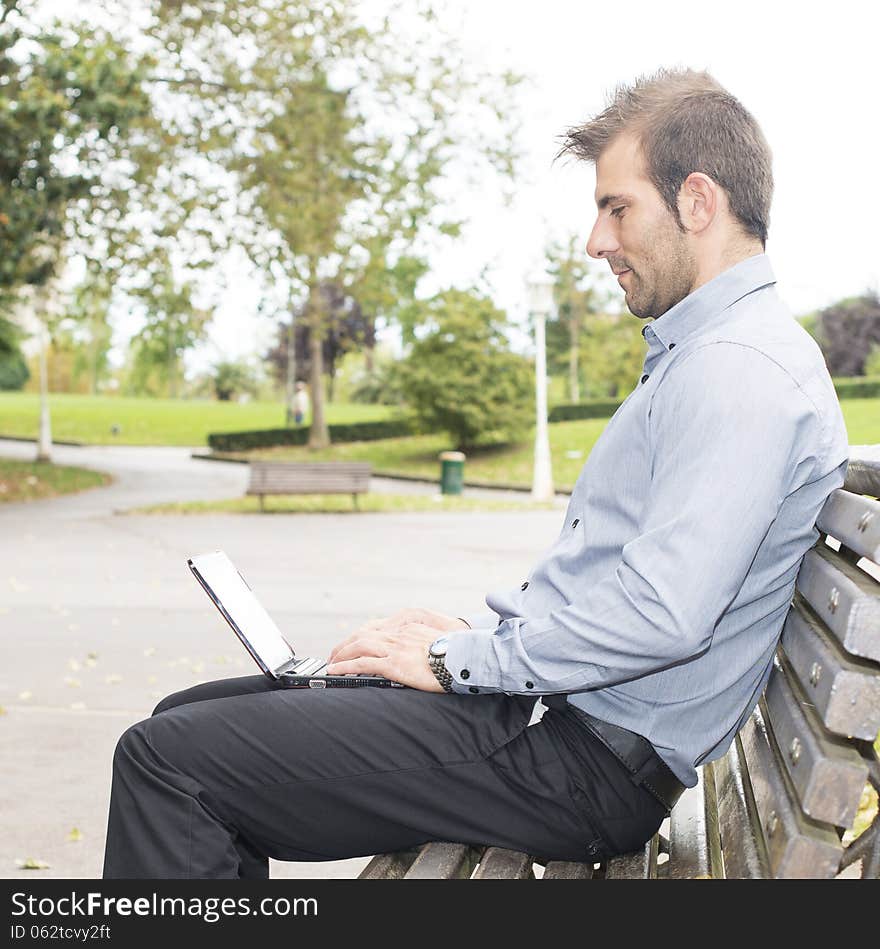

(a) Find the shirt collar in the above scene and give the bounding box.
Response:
[643,253,777,351]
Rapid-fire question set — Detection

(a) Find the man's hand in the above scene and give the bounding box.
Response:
[326,609,470,692]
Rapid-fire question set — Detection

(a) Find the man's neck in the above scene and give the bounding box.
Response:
[690,241,765,294]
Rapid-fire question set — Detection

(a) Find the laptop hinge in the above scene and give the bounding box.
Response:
[274,656,302,677]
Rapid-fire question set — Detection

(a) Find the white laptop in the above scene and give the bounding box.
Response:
[188,550,405,689]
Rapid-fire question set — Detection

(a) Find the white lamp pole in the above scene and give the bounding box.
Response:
[527,274,555,502]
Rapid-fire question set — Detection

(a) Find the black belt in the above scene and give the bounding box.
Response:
[544,697,686,814]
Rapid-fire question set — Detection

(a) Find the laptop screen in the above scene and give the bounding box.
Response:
[188,550,294,676]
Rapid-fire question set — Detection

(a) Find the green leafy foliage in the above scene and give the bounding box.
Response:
[394,289,533,451]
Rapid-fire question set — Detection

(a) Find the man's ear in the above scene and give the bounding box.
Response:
[677,172,718,235]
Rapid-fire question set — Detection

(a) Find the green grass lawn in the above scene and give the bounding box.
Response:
[136,493,558,515]
[0,458,110,502]
[0,393,395,446]
[222,398,880,492]
[224,419,608,492]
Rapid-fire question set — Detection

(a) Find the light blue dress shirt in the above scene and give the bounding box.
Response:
[447,254,849,786]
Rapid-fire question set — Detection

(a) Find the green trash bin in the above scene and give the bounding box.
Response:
[439,451,466,495]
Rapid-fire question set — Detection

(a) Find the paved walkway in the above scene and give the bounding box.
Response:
[0,439,567,880]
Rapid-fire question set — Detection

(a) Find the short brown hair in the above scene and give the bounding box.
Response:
[558,68,773,245]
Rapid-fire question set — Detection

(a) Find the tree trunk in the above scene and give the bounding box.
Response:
[285,309,296,426]
[568,311,580,403]
[308,328,329,449]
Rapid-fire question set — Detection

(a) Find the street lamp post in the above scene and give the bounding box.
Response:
[527,274,555,502]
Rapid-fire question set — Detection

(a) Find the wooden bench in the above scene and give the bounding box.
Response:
[246,461,371,511]
[359,445,880,880]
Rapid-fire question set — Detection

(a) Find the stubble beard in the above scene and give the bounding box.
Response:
[623,218,697,320]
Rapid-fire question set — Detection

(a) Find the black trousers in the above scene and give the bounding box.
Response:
[102,676,666,878]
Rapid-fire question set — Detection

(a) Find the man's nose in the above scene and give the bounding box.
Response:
[586,217,619,260]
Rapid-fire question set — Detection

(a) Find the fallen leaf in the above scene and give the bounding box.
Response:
[17,857,50,870]
[0,706,6,715]
[143,647,156,657]
[18,690,32,701]
[85,657,97,668]
[66,828,83,843]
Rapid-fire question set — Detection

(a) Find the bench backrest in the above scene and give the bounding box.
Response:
[246,461,372,495]
[715,446,880,878]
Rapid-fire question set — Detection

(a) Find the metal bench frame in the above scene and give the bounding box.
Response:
[359,446,880,880]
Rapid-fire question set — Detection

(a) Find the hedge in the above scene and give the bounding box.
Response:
[207,416,416,452]
[548,399,625,422]
[832,376,880,399]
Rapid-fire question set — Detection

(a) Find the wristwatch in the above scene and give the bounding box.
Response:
[428,636,454,693]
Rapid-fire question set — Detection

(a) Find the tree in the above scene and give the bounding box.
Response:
[212,360,257,402]
[141,0,522,447]
[545,236,616,402]
[0,315,28,389]
[127,250,211,397]
[394,289,533,451]
[814,293,880,376]
[264,280,375,407]
[579,312,647,398]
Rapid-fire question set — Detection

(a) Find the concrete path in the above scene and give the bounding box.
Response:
[0,439,568,880]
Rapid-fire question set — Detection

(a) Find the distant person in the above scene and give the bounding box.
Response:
[293,381,309,426]
[103,68,848,878]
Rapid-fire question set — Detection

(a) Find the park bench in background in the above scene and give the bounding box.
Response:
[359,445,880,880]
[246,461,371,511]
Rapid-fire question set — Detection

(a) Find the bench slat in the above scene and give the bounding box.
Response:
[762,661,868,827]
[472,847,535,879]
[817,489,880,563]
[541,860,595,879]
[604,833,659,879]
[739,708,842,878]
[358,850,420,880]
[403,842,483,879]
[796,544,880,661]
[844,446,880,498]
[781,597,880,740]
[667,766,722,878]
[713,735,769,878]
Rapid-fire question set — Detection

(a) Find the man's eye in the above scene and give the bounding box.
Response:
[610,206,625,218]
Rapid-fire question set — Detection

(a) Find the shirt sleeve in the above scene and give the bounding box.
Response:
[444,342,824,696]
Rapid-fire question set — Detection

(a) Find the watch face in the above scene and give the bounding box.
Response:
[430,636,449,657]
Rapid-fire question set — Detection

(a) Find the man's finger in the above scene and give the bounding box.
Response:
[329,636,389,664]
[325,656,387,677]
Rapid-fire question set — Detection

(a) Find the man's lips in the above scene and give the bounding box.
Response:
[615,268,632,283]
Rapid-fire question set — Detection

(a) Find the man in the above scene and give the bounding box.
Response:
[102,68,849,878]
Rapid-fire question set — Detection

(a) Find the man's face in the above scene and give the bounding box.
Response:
[586,134,697,319]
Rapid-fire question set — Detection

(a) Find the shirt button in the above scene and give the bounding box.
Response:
[669,342,676,350]
[460,669,470,680]
[468,686,480,694]
[525,681,534,689]
[521,581,529,591]
[641,374,649,383]
[572,518,579,528]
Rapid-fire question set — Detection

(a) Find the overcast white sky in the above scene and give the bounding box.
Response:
[37,0,880,371]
